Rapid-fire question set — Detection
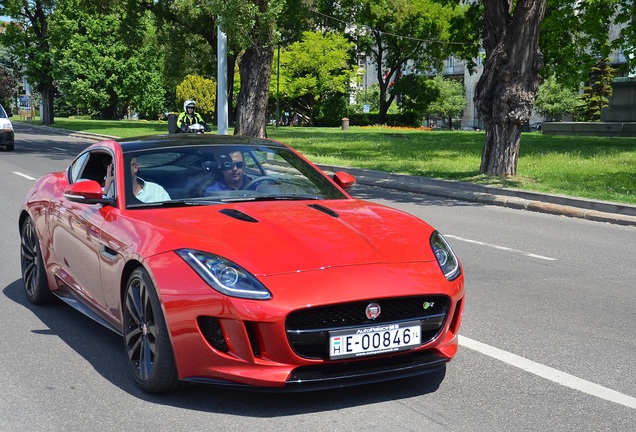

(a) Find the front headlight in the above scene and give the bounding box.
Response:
[1,121,12,132]
[176,249,272,300]
[430,231,461,281]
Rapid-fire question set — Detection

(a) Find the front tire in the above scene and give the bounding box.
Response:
[124,267,182,393]
[20,218,54,304]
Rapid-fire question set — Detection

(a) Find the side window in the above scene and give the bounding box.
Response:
[69,153,90,183]
[69,151,113,188]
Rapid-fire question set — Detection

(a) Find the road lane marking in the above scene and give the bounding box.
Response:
[14,172,37,181]
[460,336,636,410]
[446,235,557,261]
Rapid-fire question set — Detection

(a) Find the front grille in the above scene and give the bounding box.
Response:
[286,296,450,360]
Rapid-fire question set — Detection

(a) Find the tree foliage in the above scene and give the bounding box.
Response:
[176,74,217,120]
[51,1,166,119]
[0,64,19,107]
[318,0,461,124]
[540,0,635,89]
[391,74,439,120]
[427,75,465,128]
[272,30,356,123]
[0,0,57,124]
[534,75,580,121]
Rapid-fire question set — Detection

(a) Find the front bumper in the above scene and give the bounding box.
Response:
[0,130,14,145]
[147,255,465,391]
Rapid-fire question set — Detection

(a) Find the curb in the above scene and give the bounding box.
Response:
[318,165,636,228]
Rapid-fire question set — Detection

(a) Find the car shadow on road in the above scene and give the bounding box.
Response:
[4,278,447,416]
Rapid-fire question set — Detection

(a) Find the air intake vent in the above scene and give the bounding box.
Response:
[219,208,259,223]
[197,316,229,352]
[308,204,339,218]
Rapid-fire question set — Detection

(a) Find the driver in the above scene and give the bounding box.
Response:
[205,151,251,193]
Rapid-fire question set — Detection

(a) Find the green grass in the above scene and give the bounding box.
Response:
[40,118,636,205]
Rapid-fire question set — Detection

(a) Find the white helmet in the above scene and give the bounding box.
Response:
[184,100,196,111]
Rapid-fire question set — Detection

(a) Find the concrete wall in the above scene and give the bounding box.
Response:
[542,122,636,137]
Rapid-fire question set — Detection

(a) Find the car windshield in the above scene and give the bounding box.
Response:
[123,143,348,208]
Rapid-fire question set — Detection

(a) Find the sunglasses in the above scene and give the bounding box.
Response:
[220,161,245,171]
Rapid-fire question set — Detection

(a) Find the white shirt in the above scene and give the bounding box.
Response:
[135,177,171,202]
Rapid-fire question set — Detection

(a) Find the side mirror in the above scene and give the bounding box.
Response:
[63,180,114,205]
[333,171,356,191]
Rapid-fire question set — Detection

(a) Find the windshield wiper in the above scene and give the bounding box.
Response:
[215,194,322,203]
[251,194,322,201]
[128,198,223,208]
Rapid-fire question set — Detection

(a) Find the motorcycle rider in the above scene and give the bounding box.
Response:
[176,100,211,133]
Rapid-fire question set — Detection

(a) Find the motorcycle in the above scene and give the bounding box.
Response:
[186,123,208,134]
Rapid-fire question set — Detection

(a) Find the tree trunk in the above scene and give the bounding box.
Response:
[475,0,547,176]
[38,83,56,125]
[234,46,274,137]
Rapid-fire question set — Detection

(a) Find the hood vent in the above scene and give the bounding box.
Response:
[308,203,339,218]
[219,208,259,223]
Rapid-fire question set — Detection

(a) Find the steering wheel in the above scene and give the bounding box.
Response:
[244,175,284,190]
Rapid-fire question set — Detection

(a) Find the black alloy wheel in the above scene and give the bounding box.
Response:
[124,267,182,393]
[20,218,54,304]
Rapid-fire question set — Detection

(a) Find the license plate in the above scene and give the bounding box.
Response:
[329,321,422,360]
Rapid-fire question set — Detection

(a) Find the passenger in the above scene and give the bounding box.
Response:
[107,158,170,202]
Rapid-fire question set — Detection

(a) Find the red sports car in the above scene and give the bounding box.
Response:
[19,134,464,393]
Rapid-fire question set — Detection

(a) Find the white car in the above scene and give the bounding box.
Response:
[0,104,14,151]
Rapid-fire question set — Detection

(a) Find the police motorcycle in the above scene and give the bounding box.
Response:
[171,100,211,134]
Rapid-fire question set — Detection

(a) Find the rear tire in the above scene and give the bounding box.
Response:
[20,218,54,304]
[124,267,182,393]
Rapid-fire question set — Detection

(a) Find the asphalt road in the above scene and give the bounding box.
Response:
[1,127,635,431]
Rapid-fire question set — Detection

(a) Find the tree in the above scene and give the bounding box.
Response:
[51,2,166,119]
[534,75,580,121]
[272,30,356,124]
[318,0,461,125]
[209,0,281,137]
[578,58,614,122]
[474,0,547,176]
[427,75,465,128]
[450,0,635,176]
[0,0,57,125]
[0,64,19,107]
[391,74,439,121]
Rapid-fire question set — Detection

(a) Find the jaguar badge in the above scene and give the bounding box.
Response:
[365,303,381,320]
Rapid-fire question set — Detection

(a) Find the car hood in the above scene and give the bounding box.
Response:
[129,199,437,276]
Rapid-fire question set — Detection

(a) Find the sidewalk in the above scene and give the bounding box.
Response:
[15,122,636,227]
[319,165,636,228]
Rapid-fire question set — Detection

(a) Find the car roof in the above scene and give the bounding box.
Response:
[117,134,287,153]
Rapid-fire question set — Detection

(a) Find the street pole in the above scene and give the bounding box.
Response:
[217,22,228,135]
[276,44,280,127]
